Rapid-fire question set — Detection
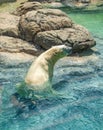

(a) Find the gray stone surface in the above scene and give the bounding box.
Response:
[19,9,95,52]
[0,12,20,38]
[0,36,43,55]
[35,26,95,51]
[19,9,71,41]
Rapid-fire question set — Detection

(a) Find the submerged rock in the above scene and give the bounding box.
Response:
[0,12,20,38]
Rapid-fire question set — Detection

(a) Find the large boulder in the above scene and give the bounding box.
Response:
[19,9,72,41]
[13,2,43,16]
[19,9,95,52]
[0,12,20,38]
[35,25,95,52]
[0,36,43,55]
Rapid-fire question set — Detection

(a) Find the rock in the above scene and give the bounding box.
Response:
[0,12,20,38]
[35,30,63,49]
[19,9,73,42]
[59,0,103,10]
[0,3,97,64]
[18,8,96,52]
[13,2,43,16]
[28,0,54,3]
[0,36,43,55]
[35,25,95,51]
[49,2,64,8]
[0,52,35,65]
[72,24,96,52]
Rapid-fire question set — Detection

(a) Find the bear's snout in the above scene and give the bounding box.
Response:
[63,46,72,56]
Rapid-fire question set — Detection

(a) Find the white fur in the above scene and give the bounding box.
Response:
[24,45,71,93]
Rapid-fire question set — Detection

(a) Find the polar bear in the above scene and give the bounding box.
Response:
[17,45,72,99]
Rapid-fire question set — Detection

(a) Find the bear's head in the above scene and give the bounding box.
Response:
[44,45,72,65]
[51,45,72,57]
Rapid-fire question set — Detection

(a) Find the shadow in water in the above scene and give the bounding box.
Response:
[11,92,68,117]
[79,48,101,57]
[52,80,69,91]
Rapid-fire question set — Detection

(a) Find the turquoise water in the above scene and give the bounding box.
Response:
[68,11,103,39]
[0,11,103,130]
